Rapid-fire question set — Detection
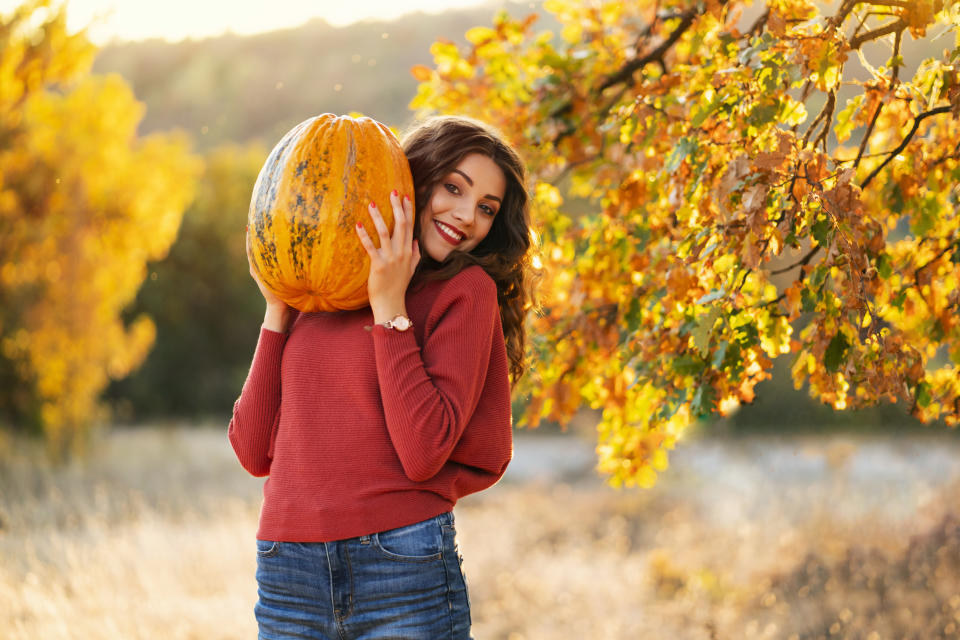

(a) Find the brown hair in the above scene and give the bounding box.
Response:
[401,115,536,382]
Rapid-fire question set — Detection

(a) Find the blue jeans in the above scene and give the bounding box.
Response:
[254,511,472,639]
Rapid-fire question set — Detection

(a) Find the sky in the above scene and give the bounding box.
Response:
[0,0,509,43]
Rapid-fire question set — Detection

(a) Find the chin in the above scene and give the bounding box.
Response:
[423,234,464,263]
[425,246,453,262]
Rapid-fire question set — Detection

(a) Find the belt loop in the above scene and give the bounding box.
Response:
[360,534,370,545]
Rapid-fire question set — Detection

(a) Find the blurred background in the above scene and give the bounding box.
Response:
[1,1,959,638]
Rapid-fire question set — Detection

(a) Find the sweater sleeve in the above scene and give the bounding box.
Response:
[228,326,288,477]
[371,268,503,482]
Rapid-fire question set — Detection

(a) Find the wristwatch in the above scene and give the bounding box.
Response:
[380,314,412,331]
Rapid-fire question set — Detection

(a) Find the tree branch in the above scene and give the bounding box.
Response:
[598,4,710,93]
[849,18,906,50]
[860,106,953,189]
[890,28,903,84]
[830,0,859,28]
[854,100,884,168]
[802,92,834,147]
[914,239,959,286]
[747,9,769,38]
[814,90,837,152]
[769,245,821,275]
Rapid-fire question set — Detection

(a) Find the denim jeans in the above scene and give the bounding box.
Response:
[254,511,472,639]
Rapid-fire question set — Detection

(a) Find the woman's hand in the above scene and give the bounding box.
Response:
[246,229,294,332]
[355,190,420,324]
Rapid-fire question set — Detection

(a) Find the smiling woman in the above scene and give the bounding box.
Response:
[228,114,536,639]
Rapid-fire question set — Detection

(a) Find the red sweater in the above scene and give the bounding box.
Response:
[228,265,513,542]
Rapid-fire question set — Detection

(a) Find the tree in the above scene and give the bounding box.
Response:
[105,144,269,421]
[410,0,960,486]
[0,1,200,451]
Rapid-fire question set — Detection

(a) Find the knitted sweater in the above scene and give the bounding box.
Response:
[228,265,513,542]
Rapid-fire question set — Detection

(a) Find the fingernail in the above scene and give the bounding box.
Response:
[356,221,362,229]
[245,224,249,232]
[392,189,398,197]
[369,201,375,208]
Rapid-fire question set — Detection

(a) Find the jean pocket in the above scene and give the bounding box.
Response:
[256,539,280,558]
[373,517,443,562]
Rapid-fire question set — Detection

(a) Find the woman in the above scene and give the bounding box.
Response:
[229,115,534,639]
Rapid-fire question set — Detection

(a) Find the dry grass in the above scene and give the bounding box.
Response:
[2,424,960,639]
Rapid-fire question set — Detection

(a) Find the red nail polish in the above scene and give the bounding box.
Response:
[356,221,362,229]
[369,201,375,208]
[392,189,398,197]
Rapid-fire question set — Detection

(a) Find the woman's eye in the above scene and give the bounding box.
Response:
[480,204,495,216]
[444,183,460,195]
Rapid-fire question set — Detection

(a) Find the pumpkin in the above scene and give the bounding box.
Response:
[246,113,414,312]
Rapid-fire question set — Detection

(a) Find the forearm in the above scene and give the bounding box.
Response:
[262,303,294,333]
[371,322,493,482]
[228,327,287,476]
[376,336,474,481]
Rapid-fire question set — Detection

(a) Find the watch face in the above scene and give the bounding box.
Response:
[392,315,411,331]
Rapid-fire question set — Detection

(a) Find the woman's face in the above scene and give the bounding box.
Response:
[418,153,506,262]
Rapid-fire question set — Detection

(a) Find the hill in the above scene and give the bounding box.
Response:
[91,2,555,149]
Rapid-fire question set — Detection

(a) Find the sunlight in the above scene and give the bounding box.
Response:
[0,0,505,43]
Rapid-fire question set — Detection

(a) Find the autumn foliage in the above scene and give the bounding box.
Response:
[411,0,960,486]
[0,1,199,451]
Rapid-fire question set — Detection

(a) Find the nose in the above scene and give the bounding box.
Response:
[450,202,475,228]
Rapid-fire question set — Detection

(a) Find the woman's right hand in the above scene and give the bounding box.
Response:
[247,229,294,332]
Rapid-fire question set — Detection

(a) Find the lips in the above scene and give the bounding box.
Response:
[433,219,465,245]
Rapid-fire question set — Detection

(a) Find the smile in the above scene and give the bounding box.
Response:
[433,219,465,245]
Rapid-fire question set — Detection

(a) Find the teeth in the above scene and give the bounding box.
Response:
[436,220,464,241]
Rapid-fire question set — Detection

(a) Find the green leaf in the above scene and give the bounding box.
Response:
[711,341,729,369]
[891,290,907,310]
[824,332,849,372]
[748,101,778,128]
[834,94,864,143]
[691,97,717,128]
[915,381,932,408]
[673,353,704,376]
[810,264,829,289]
[692,306,722,356]
[732,317,760,348]
[691,384,716,417]
[811,218,832,246]
[910,196,939,236]
[665,137,697,173]
[876,253,893,279]
[689,30,705,58]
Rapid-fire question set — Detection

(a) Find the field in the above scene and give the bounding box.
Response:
[2,424,960,639]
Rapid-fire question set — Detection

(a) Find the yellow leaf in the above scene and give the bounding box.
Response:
[465,26,497,45]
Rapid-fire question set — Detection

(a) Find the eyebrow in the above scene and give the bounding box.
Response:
[452,169,502,203]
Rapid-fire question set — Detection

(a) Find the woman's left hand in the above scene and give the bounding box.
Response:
[355,189,420,323]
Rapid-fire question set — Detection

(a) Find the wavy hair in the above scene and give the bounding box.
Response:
[401,115,536,382]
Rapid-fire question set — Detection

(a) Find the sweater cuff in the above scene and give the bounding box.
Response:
[255,326,289,361]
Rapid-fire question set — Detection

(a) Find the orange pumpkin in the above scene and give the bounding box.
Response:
[247,113,414,312]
